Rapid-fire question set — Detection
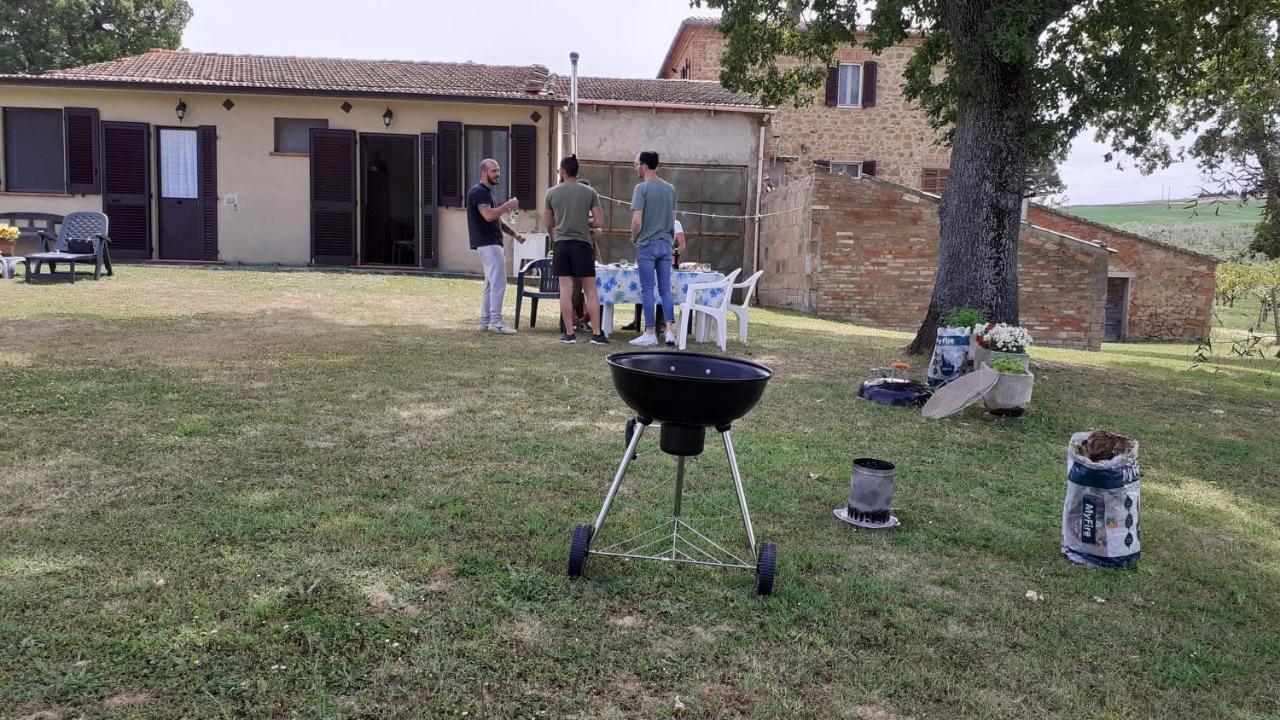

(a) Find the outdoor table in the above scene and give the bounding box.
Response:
[594,263,725,337]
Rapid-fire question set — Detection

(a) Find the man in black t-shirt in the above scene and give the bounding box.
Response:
[467,158,525,334]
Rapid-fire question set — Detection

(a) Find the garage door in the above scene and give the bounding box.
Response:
[577,160,748,272]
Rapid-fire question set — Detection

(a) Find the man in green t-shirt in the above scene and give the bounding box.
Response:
[544,155,607,345]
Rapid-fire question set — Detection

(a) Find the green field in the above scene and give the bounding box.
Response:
[1066,201,1265,227]
[2,268,1278,719]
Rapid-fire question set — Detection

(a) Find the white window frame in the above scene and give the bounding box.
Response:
[837,63,863,108]
[830,162,862,178]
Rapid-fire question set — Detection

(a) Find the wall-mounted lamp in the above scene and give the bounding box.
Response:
[382,107,394,129]
[175,99,188,122]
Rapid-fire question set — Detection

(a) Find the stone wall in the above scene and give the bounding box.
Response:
[759,172,1111,350]
[664,26,951,191]
[757,175,814,311]
[1027,206,1217,340]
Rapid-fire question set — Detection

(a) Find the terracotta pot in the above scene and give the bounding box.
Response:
[0,239,15,257]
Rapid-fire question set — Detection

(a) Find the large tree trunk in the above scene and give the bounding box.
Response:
[906,4,1036,355]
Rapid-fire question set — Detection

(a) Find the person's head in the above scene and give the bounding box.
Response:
[635,150,659,177]
[558,155,579,183]
[479,158,501,186]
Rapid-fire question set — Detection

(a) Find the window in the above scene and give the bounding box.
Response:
[837,64,862,107]
[922,168,950,194]
[680,59,691,79]
[831,162,861,178]
[464,126,510,202]
[3,107,65,192]
[274,118,328,153]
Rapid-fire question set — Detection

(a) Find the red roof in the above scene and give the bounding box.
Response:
[5,49,558,104]
[0,49,765,110]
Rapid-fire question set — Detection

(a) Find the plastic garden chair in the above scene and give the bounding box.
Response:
[677,268,741,351]
[727,270,765,345]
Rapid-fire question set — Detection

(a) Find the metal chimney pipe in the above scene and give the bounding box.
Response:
[569,51,580,156]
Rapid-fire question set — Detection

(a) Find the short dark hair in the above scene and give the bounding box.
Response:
[560,155,579,177]
[638,151,659,170]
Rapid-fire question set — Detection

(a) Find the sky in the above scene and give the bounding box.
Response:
[180,0,1208,206]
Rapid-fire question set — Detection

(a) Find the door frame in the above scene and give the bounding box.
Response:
[358,131,420,267]
[154,125,203,260]
[1106,271,1134,341]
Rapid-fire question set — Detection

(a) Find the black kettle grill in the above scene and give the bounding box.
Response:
[568,351,778,595]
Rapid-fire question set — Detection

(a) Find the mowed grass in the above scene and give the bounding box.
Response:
[1066,201,1265,227]
[2,268,1278,720]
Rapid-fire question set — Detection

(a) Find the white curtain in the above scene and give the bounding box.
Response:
[160,129,199,199]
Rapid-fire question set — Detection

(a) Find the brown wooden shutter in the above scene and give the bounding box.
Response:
[65,107,100,194]
[509,124,537,212]
[861,61,878,108]
[100,121,151,259]
[309,128,357,265]
[420,132,438,268]
[922,168,948,193]
[437,121,463,207]
[862,160,877,176]
[825,67,839,106]
[198,125,218,261]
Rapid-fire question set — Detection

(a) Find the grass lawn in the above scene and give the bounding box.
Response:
[2,268,1278,719]
[1066,201,1265,227]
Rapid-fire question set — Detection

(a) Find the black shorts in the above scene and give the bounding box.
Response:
[553,241,595,278]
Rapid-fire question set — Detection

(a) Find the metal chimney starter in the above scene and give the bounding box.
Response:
[834,458,900,529]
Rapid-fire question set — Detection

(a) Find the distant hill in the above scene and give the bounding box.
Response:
[1062,201,1264,260]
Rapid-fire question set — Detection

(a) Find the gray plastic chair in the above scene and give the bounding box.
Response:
[25,211,113,283]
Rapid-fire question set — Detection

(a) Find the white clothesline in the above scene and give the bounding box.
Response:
[596,192,798,220]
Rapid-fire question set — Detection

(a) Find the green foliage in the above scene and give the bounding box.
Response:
[698,0,1273,173]
[0,0,193,75]
[942,307,985,329]
[990,356,1027,374]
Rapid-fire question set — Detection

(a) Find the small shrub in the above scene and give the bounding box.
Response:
[943,307,985,329]
[990,357,1027,374]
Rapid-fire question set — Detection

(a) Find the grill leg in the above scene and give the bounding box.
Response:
[594,419,648,535]
[673,456,686,519]
[722,430,757,558]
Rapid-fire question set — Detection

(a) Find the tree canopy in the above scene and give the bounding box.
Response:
[699,0,1278,352]
[0,0,193,75]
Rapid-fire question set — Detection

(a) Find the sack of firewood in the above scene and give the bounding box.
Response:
[926,326,971,387]
[1062,430,1141,567]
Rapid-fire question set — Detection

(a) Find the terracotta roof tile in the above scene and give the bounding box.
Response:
[567,76,763,109]
[11,50,558,103]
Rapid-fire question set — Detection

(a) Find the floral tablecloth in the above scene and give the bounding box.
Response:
[594,264,725,306]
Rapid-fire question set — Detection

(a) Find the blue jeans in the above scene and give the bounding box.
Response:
[636,241,674,331]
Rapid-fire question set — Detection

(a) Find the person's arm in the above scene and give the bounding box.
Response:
[500,219,525,243]
[675,230,687,254]
[477,197,517,222]
[630,184,645,243]
[590,206,604,236]
[543,207,556,242]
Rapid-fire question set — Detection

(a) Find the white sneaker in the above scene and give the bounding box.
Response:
[487,323,517,335]
[664,330,676,347]
[629,333,659,347]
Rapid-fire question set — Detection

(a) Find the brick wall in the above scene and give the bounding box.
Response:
[664,25,951,191]
[759,172,1111,350]
[757,175,814,311]
[1026,206,1217,340]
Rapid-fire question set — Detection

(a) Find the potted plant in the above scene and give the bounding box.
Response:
[927,307,985,386]
[983,356,1035,413]
[0,225,18,256]
[974,322,1032,370]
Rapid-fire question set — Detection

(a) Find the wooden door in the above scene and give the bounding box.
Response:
[101,121,151,259]
[1105,277,1129,342]
[420,132,438,268]
[310,128,357,265]
[157,127,204,260]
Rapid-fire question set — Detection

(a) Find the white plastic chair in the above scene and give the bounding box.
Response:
[512,232,548,278]
[726,270,764,345]
[677,268,741,351]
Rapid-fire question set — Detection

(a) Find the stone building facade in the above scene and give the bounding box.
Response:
[759,172,1111,350]
[658,18,952,191]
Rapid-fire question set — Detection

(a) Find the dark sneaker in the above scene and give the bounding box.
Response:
[590,333,610,345]
[560,333,577,344]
